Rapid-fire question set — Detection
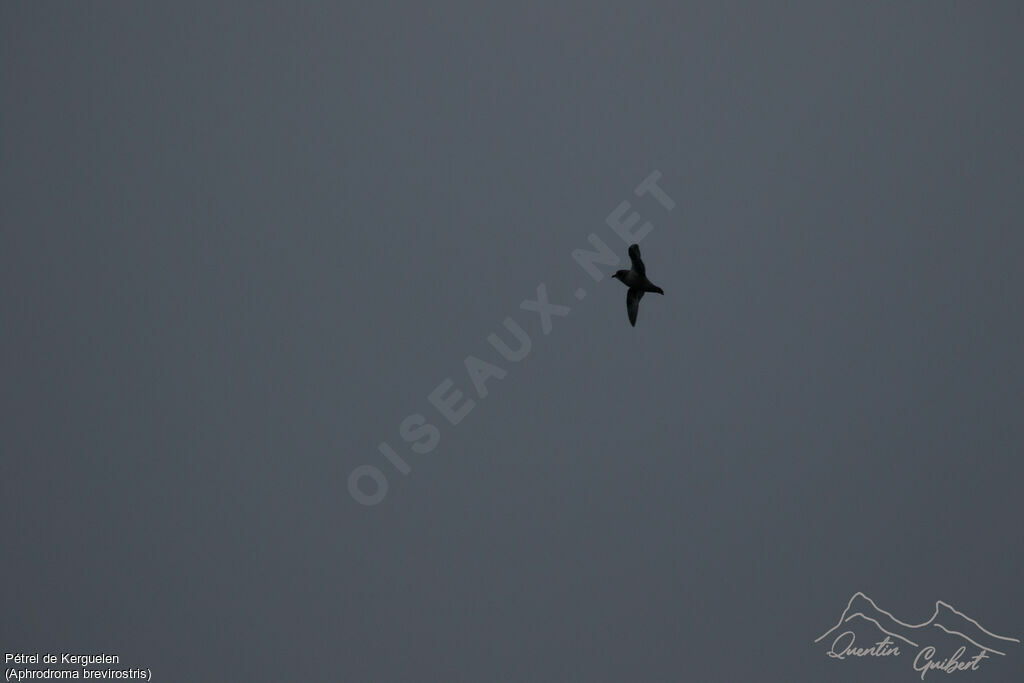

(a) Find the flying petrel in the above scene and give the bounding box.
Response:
[611,243,664,326]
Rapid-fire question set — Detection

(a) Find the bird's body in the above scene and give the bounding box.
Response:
[611,243,663,326]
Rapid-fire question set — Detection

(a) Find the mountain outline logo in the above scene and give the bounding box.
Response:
[815,591,1019,678]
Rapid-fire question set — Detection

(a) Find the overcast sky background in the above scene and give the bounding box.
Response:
[3,3,1022,681]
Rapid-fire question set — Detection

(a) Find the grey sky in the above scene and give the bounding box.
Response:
[3,2,1022,681]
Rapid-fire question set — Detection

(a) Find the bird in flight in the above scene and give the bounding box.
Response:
[611,243,664,326]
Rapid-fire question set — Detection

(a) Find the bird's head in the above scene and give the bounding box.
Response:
[611,270,629,282]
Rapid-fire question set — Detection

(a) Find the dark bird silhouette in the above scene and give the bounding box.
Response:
[611,243,664,326]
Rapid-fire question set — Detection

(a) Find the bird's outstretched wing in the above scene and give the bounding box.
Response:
[628,243,646,276]
[626,288,644,327]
